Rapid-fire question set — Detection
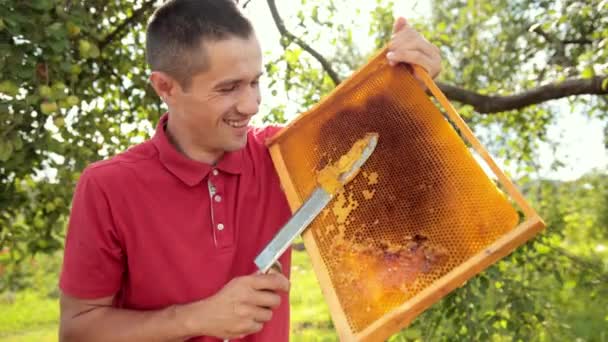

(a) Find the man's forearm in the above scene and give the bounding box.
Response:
[60,300,207,342]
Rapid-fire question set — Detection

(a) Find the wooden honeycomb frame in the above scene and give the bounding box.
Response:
[266,48,546,341]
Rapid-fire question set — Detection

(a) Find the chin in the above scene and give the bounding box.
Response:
[224,138,248,152]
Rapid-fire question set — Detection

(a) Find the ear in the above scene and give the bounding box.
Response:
[149,71,179,103]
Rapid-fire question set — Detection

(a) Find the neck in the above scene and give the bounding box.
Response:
[165,115,224,165]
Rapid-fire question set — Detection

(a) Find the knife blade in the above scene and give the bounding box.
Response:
[254,133,378,273]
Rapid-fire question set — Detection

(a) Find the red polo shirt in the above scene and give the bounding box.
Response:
[60,113,292,341]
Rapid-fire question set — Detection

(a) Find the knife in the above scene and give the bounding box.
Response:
[254,133,379,274]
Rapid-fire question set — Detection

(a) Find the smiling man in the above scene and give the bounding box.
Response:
[58,0,441,341]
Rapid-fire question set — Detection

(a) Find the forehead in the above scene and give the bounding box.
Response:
[196,34,262,82]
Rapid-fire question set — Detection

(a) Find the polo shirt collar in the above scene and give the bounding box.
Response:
[152,113,243,186]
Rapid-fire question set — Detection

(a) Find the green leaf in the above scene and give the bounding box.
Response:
[0,80,20,97]
[29,0,54,11]
[581,67,594,79]
[401,328,421,338]
[0,140,14,162]
[13,135,23,151]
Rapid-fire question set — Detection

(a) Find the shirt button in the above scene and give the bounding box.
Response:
[214,195,222,203]
[217,223,225,231]
[212,169,219,176]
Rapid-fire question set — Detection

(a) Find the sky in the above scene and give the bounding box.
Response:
[242,0,607,182]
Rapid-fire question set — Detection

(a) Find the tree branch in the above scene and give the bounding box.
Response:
[531,26,592,45]
[437,76,608,114]
[562,38,593,45]
[266,0,342,85]
[99,1,157,50]
[537,241,608,284]
[266,3,605,113]
[237,0,253,9]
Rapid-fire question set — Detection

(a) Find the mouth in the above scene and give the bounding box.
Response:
[223,118,249,129]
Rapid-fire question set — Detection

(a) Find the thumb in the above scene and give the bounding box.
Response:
[255,260,283,275]
[392,16,409,33]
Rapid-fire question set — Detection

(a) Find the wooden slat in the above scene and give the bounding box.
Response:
[268,54,546,341]
[356,216,545,342]
[268,144,355,340]
[301,231,355,341]
[268,145,302,211]
[266,47,389,147]
[413,65,538,219]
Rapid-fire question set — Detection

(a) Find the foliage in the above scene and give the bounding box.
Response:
[1,0,162,269]
[395,171,608,341]
[0,251,60,339]
[1,0,607,340]
[427,0,608,173]
[1,181,607,340]
[1,0,606,269]
[0,290,59,339]
[0,247,334,341]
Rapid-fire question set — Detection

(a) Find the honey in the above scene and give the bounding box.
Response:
[316,133,378,195]
[270,52,523,334]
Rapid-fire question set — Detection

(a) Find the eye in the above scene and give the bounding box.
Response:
[219,84,238,92]
[251,79,260,87]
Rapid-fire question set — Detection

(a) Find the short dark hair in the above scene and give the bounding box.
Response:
[146,0,254,88]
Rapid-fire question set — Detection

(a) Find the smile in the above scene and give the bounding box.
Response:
[224,118,248,128]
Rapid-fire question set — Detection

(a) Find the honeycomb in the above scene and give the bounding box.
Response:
[270,56,520,332]
[317,133,377,194]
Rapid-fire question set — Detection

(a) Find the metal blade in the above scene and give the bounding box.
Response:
[255,187,331,273]
[254,134,378,273]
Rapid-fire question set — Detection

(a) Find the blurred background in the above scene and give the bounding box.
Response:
[0,0,607,341]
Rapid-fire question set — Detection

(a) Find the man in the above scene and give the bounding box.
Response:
[58,0,441,341]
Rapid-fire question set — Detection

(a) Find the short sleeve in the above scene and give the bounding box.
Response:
[261,124,284,140]
[250,124,285,145]
[59,168,124,299]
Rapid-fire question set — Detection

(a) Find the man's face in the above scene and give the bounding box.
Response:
[164,34,263,155]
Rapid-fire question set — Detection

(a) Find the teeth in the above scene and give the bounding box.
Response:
[224,119,248,128]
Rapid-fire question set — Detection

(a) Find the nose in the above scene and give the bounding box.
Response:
[236,85,261,117]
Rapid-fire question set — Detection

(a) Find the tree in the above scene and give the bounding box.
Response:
[1,0,607,339]
[1,1,160,262]
[260,1,607,339]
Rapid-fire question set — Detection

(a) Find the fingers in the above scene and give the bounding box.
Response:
[387,49,437,78]
[388,28,436,61]
[268,260,283,274]
[209,274,287,340]
[252,306,274,323]
[234,303,274,322]
[387,20,442,79]
[247,289,282,309]
[392,16,408,33]
[225,292,275,338]
[250,272,290,292]
[228,296,274,338]
[256,261,283,275]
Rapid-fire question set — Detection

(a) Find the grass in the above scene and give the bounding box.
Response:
[0,248,338,341]
[0,291,59,341]
[0,327,57,342]
[290,248,337,341]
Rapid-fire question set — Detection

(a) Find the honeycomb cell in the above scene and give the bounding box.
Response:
[272,57,520,332]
